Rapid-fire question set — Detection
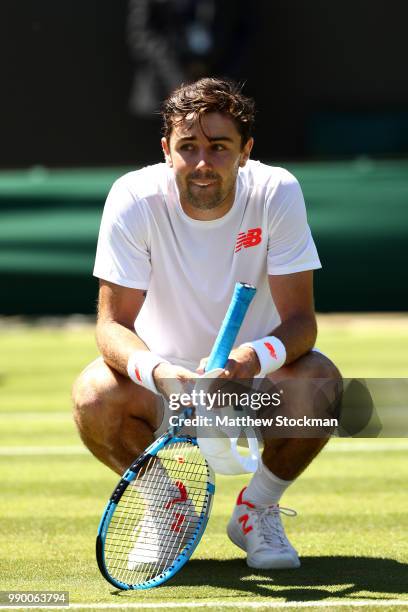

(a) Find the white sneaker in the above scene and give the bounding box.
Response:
[227,486,300,570]
[127,481,198,570]
[128,511,161,568]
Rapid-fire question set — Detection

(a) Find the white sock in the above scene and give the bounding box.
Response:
[244,462,293,506]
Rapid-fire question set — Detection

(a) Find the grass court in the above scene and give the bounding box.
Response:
[1,314,408,611]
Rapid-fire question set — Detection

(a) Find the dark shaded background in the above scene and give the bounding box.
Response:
[0,1,407,314]
[1,0,408,167]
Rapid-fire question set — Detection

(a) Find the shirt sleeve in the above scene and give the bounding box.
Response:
[93,177,151,289]
[267,170,321,275]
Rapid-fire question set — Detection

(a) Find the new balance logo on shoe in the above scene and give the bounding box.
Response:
[237,487,255,509]
[235,228,262,252]
[237,488,255,535]
[227,486,301,569]
[238,513,253,534]
[165,480,188,533]
[171,512,186,533]
[164,480,188,509]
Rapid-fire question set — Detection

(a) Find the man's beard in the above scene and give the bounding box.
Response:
[186,182,223,210]
[178,172,236,211]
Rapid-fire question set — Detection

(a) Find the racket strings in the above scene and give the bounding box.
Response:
[104,440,212,586]
[111,443,209,584]
[132,444,208,584]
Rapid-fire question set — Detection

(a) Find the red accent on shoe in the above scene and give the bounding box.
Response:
[164,480,188,509]
[171,512,185,533]
[237,487,255,509]
[238,513,253,534]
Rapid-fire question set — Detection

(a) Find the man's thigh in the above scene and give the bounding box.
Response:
[72,356,165,439]
[268,348,341,383]
[260,349,342,439]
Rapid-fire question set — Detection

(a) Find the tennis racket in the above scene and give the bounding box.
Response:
[96,282,256,590]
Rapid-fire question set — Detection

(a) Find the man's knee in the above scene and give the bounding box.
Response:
[279,350,342,382]
[304,352,343,412]
[72,369,102,426]
[72,358,162,442]
[72,359,156,473]
[72,359,125,435]
[267,351,343,422]
[72,383,99,449]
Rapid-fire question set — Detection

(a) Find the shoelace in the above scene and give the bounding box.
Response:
[254,505,297,548]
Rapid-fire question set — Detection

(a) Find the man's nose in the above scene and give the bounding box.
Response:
[195,150,213,170]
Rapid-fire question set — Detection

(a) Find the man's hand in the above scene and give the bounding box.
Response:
[196,345,261,379]
[153,362,198,399]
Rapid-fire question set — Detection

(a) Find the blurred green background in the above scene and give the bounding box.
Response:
[1,2,407,314]
[1,4,407,606]
[1,159,407,314]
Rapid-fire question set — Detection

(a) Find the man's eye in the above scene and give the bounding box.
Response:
[212,144,225,151]
[180,144,194,151]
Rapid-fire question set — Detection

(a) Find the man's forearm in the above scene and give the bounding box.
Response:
[270,314,317,365]
[96,319,149,378]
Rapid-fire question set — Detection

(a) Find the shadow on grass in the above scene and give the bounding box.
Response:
[143,556,408,600]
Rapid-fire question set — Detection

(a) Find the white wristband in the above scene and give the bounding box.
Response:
[243,336,286,377]
[127,351,169,394]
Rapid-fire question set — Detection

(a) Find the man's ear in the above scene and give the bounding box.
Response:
[161,137,173,167]
[239,137,254,167]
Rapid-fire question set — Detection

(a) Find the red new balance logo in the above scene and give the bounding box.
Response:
[235,227,262,253]
[164,480,188,509]
[165,480,188,533]
[237,487,255,509]
[171,512,186,532]
[238,514,253,534]
[264,342,277,359]
[237,487,255,535]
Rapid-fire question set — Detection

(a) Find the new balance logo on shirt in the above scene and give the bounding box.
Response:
[235,227,262,253]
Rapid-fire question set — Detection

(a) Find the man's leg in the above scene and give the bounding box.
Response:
[73,358,194,567]
[228,351,342,569]
[72,357,164,475]
[262,350,342,480]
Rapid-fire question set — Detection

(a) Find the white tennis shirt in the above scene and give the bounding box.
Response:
[94,160,321,370]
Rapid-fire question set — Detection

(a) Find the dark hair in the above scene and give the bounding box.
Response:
[161,77,255,147]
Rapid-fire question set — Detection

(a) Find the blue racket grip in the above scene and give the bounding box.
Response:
[205,282,256,372]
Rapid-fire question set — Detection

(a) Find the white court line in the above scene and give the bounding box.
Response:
[1,599,408,610]
[0,412,70,418]
[66,600,408,609]
[0,446,88,456]
[324,442,408,452]
[2,442,408,456]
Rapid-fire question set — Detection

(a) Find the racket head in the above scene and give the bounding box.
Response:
[96,435,215,590]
